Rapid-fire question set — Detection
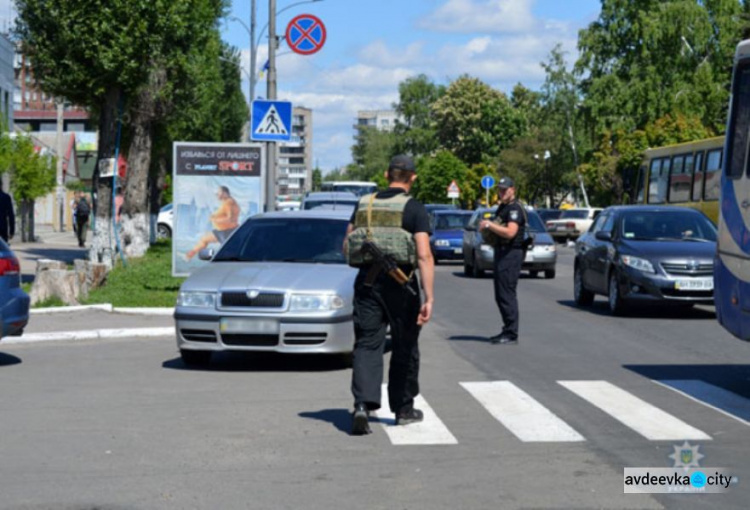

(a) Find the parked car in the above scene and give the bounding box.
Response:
[545,207,603,242]
[157,203,173,239]
[0,239,29,338]
[430,210,474,262]
[174,209,356,366]
[301,192,359,211]
[573,206,717,315]
[535,208,563,223]
[463,207,557,278]
[424,203,458,216]
[277,201,301,211]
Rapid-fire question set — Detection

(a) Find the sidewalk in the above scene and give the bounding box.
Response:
[10,224,88,283]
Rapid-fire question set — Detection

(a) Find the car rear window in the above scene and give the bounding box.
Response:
[560,210,589,219]
[303,200,358,210]
[213,218,349,264]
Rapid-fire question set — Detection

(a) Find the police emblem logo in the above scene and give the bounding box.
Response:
[510,210,519,221]
[669,441,704,470]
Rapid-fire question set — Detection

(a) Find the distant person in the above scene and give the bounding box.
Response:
[185,186,241,261]
[70,193,78,236]
[75,192,91,248]
[0,180,15,243]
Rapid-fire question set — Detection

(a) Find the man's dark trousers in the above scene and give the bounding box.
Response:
[351,270,422,413]
[493,247,523,340]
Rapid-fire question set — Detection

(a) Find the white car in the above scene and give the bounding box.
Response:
[157,203,173,239]
[545,208,603,242]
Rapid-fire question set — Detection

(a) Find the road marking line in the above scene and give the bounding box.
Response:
[652,379,750,427]
[559,380,711,441]
[372,388,457,445]
[461,381,585,442]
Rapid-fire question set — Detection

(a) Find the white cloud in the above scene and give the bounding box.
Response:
[358,40,425,68]
[419,0,535,34]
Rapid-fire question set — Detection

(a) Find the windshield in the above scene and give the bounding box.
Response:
[433,213,471,230]
[620,211,717,242]
[526,212,546,233]
[560,210,589,219]
[213,218,349,263]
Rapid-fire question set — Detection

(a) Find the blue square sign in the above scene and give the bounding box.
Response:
[251,100,292,142]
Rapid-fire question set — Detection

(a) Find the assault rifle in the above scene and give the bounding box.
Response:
[361,240,417,296]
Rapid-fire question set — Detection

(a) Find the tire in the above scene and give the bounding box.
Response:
[464,252,473,276]
[157,224,172,239]
[180,349,212,367]
[608,272,627,316]
[544,269,556,279]
[529,270,539,278]
[472,254,485,278]
[573,265,594,306]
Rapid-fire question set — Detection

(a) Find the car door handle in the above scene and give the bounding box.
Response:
[742,200,750,209]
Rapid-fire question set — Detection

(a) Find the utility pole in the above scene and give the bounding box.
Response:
[250,0,256,128]
[266,0,277,211]
[56,101,65,232]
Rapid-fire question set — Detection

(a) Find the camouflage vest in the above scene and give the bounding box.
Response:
[347,193,418,267]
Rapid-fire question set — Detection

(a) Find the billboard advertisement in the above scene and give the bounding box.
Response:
[172,142,265,276]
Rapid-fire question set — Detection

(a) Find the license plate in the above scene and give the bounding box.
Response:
[220,318,279,334]
[453,248,462,254]
[674,278,713,291]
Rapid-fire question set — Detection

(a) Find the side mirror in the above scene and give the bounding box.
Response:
[595,231,612,242]
[198,248,215,261]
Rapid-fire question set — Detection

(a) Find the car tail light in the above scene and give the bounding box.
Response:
[0,256,20,276]
[566,222,576,229]
[546,222,553,228]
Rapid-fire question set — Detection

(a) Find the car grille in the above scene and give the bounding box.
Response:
[221,334,279,346]
[283,332,327,346]
[181,329,217,343]
[221,292,285,308]
[661,262,713,277]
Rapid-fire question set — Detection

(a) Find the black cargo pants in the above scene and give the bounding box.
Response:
[351,268,422,414]
[493,247,524,340]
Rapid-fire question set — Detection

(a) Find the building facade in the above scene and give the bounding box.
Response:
[355,109,400,132]
[276,106,313,197]
[0,34,13,129]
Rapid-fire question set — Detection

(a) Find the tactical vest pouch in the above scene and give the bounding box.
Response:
[347,193,417,267]
[481,219,509,247]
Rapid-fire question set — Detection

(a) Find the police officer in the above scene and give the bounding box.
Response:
[345,155,435,436]
[479,177,525,345]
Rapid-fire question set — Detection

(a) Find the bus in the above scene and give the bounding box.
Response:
[633,136,723,223]
[320,181,378,196]
[716,39,750,342]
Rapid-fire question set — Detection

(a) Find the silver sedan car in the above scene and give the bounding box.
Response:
[174,210,356,366]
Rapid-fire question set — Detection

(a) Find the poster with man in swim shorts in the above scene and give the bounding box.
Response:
[172,142,264,276]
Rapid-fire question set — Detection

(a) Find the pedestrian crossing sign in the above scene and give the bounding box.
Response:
[251,100,292,142]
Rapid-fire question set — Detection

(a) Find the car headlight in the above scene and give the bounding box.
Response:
[289,294,346,312]
[177,291,217,308]
[621,255,655,274]
[480,244,494,253]
[435,240,450,247]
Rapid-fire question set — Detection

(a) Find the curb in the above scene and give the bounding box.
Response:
[31,305,174,316]
[5,327,175,344]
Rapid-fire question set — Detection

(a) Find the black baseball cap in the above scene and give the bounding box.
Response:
[498,177,515,188]
[389,155,416,173]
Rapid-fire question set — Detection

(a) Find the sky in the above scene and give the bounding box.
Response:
[222,0,603,174]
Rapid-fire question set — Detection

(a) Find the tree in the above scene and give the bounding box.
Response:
[393,74,445,157]
[15,0,236,262]
[431,76,526,166]
[312,167,322,191]
[349,126,397,182]
[0,133,56,241]
[412,150,468,204]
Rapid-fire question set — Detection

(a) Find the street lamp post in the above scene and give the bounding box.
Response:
[543,150,551,207]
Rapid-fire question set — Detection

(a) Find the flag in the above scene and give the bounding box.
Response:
[258,59,269,78]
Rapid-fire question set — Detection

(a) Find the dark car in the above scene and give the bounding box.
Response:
[573,206,717,315]
[430,210,473,262]
[0,238,30,338]
[536,208,563,223]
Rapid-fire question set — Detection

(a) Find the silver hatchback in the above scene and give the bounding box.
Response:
[174,210,356,366]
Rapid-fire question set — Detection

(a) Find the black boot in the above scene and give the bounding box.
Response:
[351,403,371,435]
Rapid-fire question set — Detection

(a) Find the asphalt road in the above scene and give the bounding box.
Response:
[1,246,748,509]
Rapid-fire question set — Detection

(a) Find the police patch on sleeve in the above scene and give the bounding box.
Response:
[510,210,519,221]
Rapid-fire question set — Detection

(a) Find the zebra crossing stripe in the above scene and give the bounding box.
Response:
[559,380,711,441]
[372,388,458,445]
[652,379,750,427]
[460,381,585,442]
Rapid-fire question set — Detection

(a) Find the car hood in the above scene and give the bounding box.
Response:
[182,262,358,295]
[619,239,716,260]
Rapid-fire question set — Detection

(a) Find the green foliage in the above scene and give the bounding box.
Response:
[393,74,445,156]
[33,296,66,308]
[83,240,184,307]
[431,76,526,166]
[349,126,397,182]
[312,168,322,191]
[412,150,468,204]
[0,133,56,202]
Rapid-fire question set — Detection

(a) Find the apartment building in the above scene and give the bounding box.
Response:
[276,106,313,197]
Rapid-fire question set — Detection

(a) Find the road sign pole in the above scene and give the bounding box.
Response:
[266,0,277,212]
[485,188,489,207]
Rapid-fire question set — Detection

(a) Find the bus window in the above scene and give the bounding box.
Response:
[669,154,690,203]
[692,151,705,201]
[704,149,722,201]
[649,158,668,203]
[727,65,750,179]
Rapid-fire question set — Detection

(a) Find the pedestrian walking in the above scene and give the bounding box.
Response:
[75,192,91,248]
[479,177,526,345]
[0,180,15,243]
[345,155,435,436]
